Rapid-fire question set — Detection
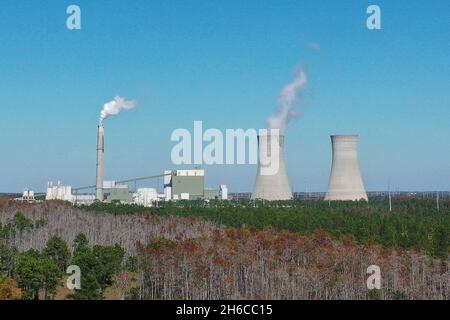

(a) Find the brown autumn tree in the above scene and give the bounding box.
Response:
[0,277,22,300]
[134,227,449,300]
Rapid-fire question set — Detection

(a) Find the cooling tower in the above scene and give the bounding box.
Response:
[96,123,105,201]
[325,135,368,201]
[251,133,293,200]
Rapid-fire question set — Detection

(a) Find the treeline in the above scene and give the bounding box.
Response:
[0,213,126,300]
[0,211,46,240]
[0,200,216,255]
[1,200,450,300]
[82,197,450,257]
[134,228,450,300]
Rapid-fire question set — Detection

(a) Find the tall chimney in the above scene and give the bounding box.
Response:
[251,133,293,201]
[96,123,105,201]
[325,135,368,201]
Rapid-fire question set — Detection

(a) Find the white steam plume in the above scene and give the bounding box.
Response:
[267,68,308,135]
[100,96,137,123]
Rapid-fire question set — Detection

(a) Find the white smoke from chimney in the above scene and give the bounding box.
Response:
[267,68,308,135]
[100,96,137,123]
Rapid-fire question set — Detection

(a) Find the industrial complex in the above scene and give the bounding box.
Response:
[22,111,369,205]
[28,125,369,205]
[45,168,228,207]
[42,122,229,207]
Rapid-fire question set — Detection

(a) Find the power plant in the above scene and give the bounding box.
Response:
[89,124,228,204]
[35,95,228,206]
[35,127,374,204]
[44,119,229,206]
[324,135,368,201]
[43,131,370,204]
[28,83,371,205]
[41,124,370,204]
[251,133,293,201]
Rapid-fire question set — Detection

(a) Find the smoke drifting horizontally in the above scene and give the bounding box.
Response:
[100,96,137,123]
[267,68,308,135]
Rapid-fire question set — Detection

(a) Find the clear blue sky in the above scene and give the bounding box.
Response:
[0,0,449,193]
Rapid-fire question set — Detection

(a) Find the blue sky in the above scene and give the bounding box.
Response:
[0,0,449,192]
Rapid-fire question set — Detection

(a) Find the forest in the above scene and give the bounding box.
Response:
[134,227,449,300]
[83,197,450,257]
[0,197,449,300]
[0,211,126,300]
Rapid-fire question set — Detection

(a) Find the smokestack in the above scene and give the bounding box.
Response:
[94,96,136,201]
[96,123,105,201]
[251,133,293,201]
[325,135,368,201]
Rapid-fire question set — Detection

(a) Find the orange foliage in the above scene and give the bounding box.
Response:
[137,227,449,300]
[0,278,22,300]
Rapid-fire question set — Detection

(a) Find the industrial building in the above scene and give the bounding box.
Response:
[88,121,228,204]
[14,189,38,203]
[107,184,133,203]
[252,133,293,201]
[45,181,145,206]
[133,188,158,207]
[46,181,95,205]
[324,135,368,201]
[163,169,228,201]
[46,182,73,202]
[45,167,228,207]
[164,169,204,200]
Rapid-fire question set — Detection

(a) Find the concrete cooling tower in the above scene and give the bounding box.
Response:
[325,135,368,201]
[252,133,293,201]
[96,123,105,201]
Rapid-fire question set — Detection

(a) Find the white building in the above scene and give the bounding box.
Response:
[133,188,158,207]
[163,169,205,201]
[46,182,73,202]
[72,194,96,205]
[163,169,229,201]
[14,189,37,203]
[45,181,95,205]
[220,185,228,200]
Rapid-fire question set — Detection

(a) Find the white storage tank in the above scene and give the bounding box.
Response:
[133,188,158,207]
